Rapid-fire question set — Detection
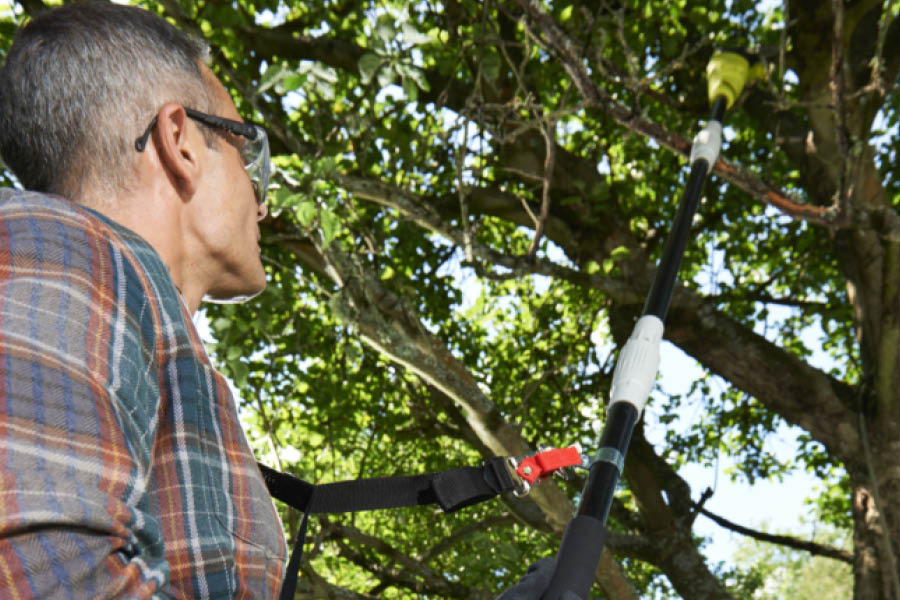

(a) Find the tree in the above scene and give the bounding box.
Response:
[2,0,898,597]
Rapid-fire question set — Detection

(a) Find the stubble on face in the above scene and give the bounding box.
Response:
[196,67,267,304]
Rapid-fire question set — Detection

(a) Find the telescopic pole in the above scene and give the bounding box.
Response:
[540,51,764,599]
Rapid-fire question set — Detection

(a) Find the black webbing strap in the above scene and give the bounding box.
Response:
[258,458,517,600]
[279,511,307,600]
[258,457,516,514]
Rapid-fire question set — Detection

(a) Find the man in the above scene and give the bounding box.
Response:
[0,4,556,599]
[0,4,284,598]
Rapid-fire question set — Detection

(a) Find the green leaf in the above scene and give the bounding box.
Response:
[407,67,430,92]
[212,317,231,331]
[602,257,615,273]
[257,63,287,95]
[296,201,318,226]
[377,62,397,87]
[400,22,432,45]
[229,361,249,388]
[272,187,302,209]
[320,210,340,245]
[314,79,335,101]
[313,156,339,177]
[375,14,396,44]
[281,72,306,92]
[311,63,338,83]
[482,51,501,81]
[402,76,419,102]
[359,53,383,84]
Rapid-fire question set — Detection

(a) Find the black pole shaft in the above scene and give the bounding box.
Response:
[541,96,727,600]
[711,95,727,122]
[541,403,637,600]
[643,96,726,319]
[577,403,638,521]
[641,160,709,319]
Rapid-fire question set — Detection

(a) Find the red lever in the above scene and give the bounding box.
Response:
[516,446,582,484]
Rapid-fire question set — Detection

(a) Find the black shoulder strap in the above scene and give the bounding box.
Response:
[258,457,517,515]
[257,458,518,600]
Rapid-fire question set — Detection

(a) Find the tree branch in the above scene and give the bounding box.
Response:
[321,518,482,598]
[307,235,641,599]
[420,514,517,563]
[830,0,851,216]
[297,562,381,600]
[665,287,860,464]
[333,174,641,302]
[511,0,871,233]
[695,505,853,564]
[328,166,859,466]
[207,0,848,236]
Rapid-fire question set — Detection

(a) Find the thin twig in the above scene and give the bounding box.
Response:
[612,3,640,78]
[419,514,517,563]
[866,0,900,98]
[321,518,479,598]
[695,504,853,564]
[779,0,789,94]
[528,116,557,256]
[455,119,475,262]
[517,190,542,227]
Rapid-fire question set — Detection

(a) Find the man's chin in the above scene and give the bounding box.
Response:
[202,281,267,305]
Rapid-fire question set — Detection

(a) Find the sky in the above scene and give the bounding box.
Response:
[652,342,824,560]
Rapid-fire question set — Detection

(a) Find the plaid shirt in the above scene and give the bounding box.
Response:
[0,190,287,599]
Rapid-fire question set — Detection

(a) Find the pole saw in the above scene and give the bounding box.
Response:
[260,49,764,600]
[539,50,766,599]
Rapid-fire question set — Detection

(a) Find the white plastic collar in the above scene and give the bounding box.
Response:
[608,315,664,416]
[689,121,722,167]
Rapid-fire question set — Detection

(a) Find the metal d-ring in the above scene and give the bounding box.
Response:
[506,456,532,497]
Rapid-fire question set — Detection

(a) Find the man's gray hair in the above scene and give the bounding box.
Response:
[0,3,213,203]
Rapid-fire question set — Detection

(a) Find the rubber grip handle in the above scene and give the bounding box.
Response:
[541,515,606,599]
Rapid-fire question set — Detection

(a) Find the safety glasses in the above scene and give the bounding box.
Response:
[135,107,270,206]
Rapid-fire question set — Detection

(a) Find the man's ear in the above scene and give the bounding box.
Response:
[153,103,200,198]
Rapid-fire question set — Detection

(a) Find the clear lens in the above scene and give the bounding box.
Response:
[242,125,270,205]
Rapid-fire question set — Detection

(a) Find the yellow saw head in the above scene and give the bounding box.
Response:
[706,50,767,109]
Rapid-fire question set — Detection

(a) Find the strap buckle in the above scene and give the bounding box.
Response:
[506,456,532,497]
[508,445,583,496]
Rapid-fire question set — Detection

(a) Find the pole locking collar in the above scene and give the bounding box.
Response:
[589,447,625,475]
[690,121,722,167]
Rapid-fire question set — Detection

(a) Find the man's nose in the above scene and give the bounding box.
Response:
[256,202,268,221]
